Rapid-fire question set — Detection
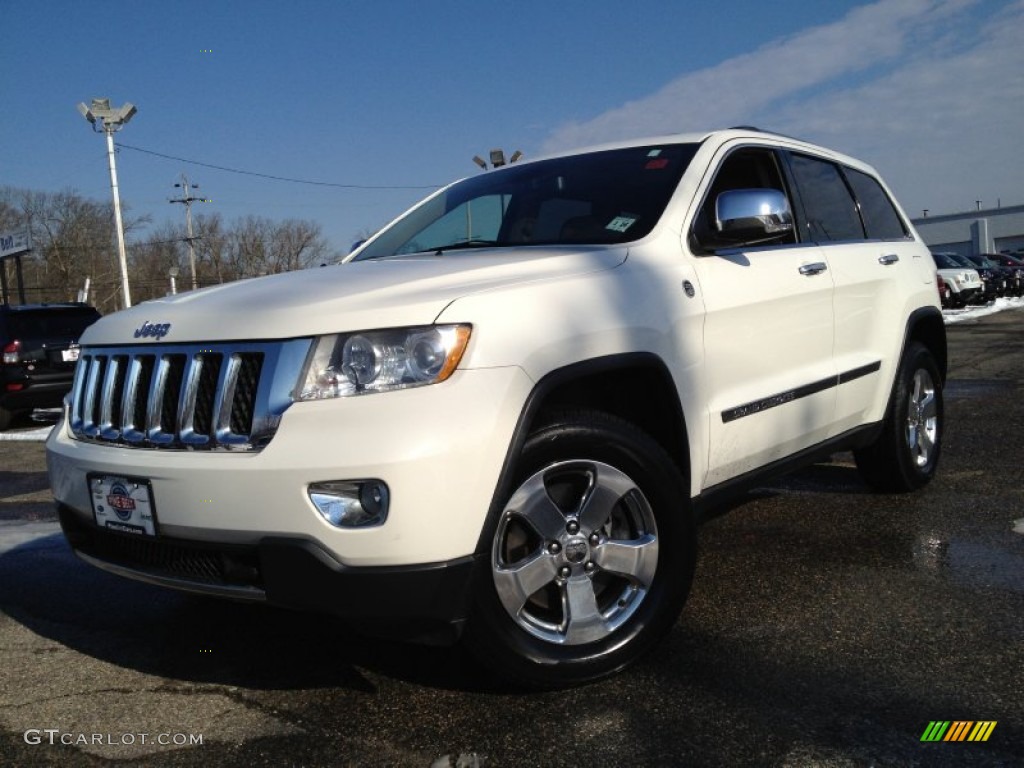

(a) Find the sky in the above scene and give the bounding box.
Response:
[2,0,1022,257]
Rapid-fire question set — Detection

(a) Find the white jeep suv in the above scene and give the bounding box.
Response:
[47,128,946,686]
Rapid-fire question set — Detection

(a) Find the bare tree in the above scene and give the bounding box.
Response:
[1,185,337,309]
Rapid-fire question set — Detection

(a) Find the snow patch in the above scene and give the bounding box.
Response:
[0,425,54,442]
[944,296,1024,324]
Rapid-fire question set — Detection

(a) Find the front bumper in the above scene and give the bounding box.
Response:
[58,504,481,643]
[48,364,531,588]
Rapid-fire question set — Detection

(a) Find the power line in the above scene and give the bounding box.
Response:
[19,236,197,254]
[118,143,440,191]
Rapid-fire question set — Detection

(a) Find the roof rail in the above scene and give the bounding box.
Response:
[727,125,803,141]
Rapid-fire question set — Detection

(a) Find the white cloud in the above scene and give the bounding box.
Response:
[775,0,1024,215]
[541,0,1024,215]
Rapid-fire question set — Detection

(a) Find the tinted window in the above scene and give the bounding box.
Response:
[946,254,977,269]
[788,154,865,242]
[932,252,962,270]
[4,309,100,340]
[845,168,907,240]
[354,144,698,259]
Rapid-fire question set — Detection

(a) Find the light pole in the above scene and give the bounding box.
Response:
[77,98,137,309]
[170,175,210,291]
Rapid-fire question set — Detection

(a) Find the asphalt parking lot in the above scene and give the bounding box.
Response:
[1,309,1022,767]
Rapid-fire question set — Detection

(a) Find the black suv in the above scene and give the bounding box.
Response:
[0,303,101,430]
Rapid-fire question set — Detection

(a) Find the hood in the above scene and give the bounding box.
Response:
[81,247,626,345]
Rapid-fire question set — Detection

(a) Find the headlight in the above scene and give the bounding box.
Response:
[296,324,471,400]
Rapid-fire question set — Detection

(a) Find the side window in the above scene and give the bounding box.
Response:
[692,147,796,249]
[844,168,908,240]
[788,154,865,242]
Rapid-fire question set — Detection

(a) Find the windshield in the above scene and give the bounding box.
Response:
[353,143,698,260]
[944,254,977,269]
[932,253,961,269]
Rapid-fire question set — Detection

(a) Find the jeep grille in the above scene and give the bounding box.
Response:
[67,340,309,451]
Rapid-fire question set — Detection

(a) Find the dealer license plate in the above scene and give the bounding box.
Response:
[89,475,158,537]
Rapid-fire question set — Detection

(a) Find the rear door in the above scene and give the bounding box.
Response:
[784,153,928,435]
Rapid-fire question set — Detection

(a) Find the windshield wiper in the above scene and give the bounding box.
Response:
[431,239,502,254]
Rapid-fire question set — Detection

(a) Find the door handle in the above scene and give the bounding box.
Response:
[879,254,900,265]
[798,262,828,276]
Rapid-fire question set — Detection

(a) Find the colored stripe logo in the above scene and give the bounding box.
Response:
[920,721,996,742]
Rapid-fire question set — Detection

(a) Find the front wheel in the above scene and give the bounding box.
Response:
[464,410,695,688]
[854,342,943,492]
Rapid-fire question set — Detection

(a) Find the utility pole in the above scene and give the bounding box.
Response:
[169,175,210,291]
[77,98,137,309]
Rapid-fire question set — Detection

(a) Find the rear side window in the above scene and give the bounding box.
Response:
[788,154,864,242]
[845,168,908,240]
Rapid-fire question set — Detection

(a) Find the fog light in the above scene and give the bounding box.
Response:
[309,481,389,528]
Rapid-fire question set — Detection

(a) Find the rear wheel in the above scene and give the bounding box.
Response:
[854,342,943,492]
[464,410,695,688]
[0,406,16,431]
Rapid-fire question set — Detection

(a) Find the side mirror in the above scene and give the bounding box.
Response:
[713,188,794,246]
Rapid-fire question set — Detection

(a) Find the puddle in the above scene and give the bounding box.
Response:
[913,532,1024,592]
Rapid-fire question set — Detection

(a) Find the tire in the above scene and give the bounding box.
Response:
[464,410,695,688]
[0,406,15,431]
[854,342,943,492]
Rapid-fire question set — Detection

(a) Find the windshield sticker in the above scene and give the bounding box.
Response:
[647,149,662,157]
[606,215,637,233]
[645,157,669,170]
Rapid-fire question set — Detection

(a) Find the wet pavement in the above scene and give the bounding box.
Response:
[1,310,1022,767]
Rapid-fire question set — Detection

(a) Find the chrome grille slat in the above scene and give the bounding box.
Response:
[67,340,309,452]
[213,353,241,442]
[146,355,174,444]
[121,356,146,443]
[98,356,123,440]
[69,359,89,433]
[81,357,104,437]
[178,355,209,446]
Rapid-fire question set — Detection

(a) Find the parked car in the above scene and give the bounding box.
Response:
[0,303,101,430]
[47,128,945,687]
[930,252,982,307]
[983,253,1024,296]
[936,274,949,307]
[940,253,1001,303]
[961,254,1014,299]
